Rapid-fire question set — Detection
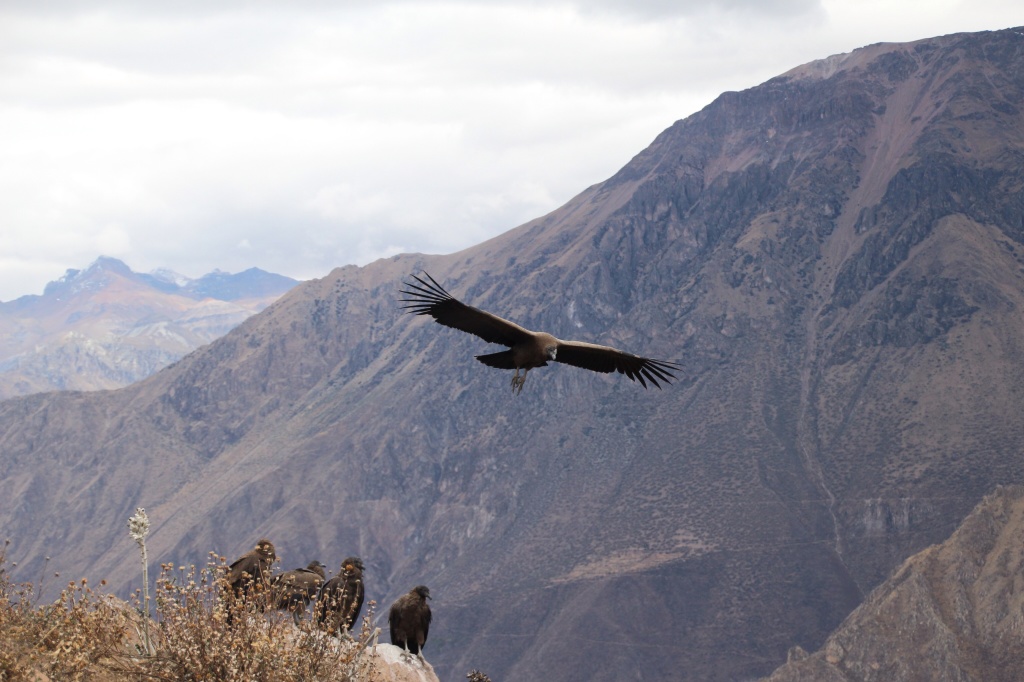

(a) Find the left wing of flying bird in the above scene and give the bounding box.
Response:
[554,340,680,388]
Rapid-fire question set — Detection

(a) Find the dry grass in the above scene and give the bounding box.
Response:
[0,543,378,682]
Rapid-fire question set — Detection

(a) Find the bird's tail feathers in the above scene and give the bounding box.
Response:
[475,350,516,369]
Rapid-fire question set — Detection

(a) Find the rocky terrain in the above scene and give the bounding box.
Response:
[0,257,297,398]
[763,485,1024,682]
[367,645,440,682]
[1,26,1024,681]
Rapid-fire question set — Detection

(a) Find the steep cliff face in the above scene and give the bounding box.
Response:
[763,485,1024,682]
[2,28,1024,682]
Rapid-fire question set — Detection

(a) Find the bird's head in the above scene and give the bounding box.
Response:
[413,585,431,600]
[545,345,557,361]
[341,556,365,573]
[255,539,276,560]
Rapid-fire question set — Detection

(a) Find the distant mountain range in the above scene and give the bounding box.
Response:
[0,257,299,398]
[2,26,1024,682]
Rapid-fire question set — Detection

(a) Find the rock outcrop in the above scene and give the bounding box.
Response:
[364,644,440,682]
[763,485,1024,681]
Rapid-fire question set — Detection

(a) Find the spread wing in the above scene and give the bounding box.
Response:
[401,272,533,348]
[555,341,680,389]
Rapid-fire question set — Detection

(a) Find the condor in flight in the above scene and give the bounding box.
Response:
[401,272,679,393]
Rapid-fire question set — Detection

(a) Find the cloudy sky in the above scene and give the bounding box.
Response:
[1,1,1022,301]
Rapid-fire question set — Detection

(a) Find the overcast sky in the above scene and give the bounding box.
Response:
[1,1,1022,301]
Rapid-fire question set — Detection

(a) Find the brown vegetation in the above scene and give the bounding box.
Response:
[0,542,379,681]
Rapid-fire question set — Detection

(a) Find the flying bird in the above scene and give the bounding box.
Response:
[389,585,432,658]
[401,272,680,393]
[270,560,327,624]
[316,557,366,636]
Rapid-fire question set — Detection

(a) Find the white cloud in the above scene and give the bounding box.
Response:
[0,1,1023,300]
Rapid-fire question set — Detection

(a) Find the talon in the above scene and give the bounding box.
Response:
[510,369,527,394]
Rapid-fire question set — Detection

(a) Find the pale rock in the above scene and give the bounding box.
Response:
[363,643,440,682]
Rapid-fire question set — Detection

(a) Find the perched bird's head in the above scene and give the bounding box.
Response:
[341,556,365,574]
[255,539,276,561]
[413,585,431,600]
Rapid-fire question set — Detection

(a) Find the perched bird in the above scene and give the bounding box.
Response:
[401,272,680,393]
[316,557,365,636]
[226,538,277,597]
[389,585,432,657]
[270,560,327,624]
[224,538,277,625]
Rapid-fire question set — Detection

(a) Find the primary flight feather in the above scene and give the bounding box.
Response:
[400,272,680,393]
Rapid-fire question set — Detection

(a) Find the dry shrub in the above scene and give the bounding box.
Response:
[0,544,379,682]
[146,556,378,681]
[0,541,129,681]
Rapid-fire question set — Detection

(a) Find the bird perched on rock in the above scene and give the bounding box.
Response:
[401,272,680,393]
[224,538,277,625]
[389,585,432,658]
[270,560,326,624]
[317,557,365,636]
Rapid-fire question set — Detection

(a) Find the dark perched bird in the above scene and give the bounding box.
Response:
[224,538,277,625]
[226,538,277,597]
[389,585,432,657]
[316,557,365,635]
[270,560,326,624]
[401,272,680,393]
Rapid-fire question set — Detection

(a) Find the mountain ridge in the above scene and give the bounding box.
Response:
[0,256,298,398]
[763,484,1024,681]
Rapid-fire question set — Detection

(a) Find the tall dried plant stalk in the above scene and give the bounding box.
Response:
[127,506,154,655]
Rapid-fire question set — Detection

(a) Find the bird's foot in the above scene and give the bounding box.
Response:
[510,369,526,394]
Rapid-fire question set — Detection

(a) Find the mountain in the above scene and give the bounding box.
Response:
[2,26,1024,681]
[0,257,298,398]
[762,485,1024,682]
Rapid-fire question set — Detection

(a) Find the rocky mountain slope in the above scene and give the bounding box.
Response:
[763,485,1024,682]
[0,257,298,398]
[2,26,1024,681]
